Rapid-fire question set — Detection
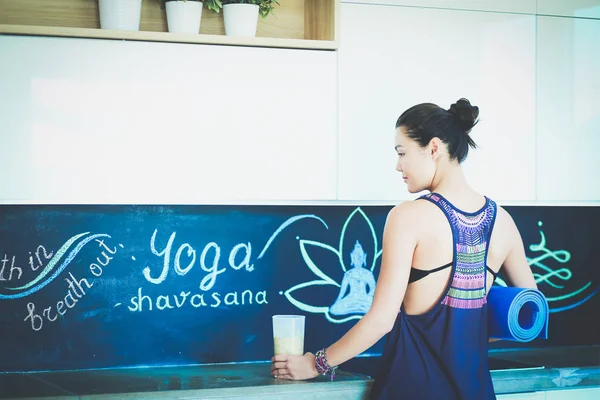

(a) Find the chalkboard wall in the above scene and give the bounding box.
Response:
[0,204,598,372]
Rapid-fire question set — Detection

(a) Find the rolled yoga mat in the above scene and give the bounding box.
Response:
[487,286,549,342]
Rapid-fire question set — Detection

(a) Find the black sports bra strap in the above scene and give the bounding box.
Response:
[429,262,454,273]
[486,265,499,279]
[409,262,453,284]
[410,263,498,284]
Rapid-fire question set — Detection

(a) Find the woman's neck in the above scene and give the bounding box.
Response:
[429,162,475,199]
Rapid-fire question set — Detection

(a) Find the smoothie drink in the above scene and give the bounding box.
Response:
[272,315,305,356]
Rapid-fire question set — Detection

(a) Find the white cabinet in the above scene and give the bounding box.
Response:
[537,0,600,19]
[337,3,536,202]
[496,387,600,400]
[536,16,600,201]
[546,387,600,399]
[0,36,338,204]
[341,1,536,14]
[497,392,545,400]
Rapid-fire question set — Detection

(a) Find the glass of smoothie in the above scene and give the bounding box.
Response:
[272,315,305,356]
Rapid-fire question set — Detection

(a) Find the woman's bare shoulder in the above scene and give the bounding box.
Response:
[489,204,522,249]
[494,204,518,230]
[387,197,440,226]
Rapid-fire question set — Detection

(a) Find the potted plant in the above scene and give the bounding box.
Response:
[158,0,222,34]
[98,0,143,31]
[219,0,280,37]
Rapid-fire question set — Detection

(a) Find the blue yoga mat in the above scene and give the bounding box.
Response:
[488,286,549,342]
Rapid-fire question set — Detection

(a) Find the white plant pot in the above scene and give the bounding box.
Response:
[166,0,204,34]
[223,3,259,37]
[98,0,142,31]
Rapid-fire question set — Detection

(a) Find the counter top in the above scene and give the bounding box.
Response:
[489,345,600,394]
[1,346,598,399]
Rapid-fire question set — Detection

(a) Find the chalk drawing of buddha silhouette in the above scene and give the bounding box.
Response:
[329,240,377,316]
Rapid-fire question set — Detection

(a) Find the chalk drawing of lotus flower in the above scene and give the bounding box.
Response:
[283,208,382,324]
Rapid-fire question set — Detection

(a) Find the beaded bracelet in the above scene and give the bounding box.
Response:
[315,348,338,381]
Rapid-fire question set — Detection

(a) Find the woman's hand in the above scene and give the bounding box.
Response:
[270,352,320,380]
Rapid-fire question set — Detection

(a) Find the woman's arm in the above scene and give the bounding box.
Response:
[325,203,416,366]
[498,207,537,290]
[488,208,537,343]
[271,202,418,379]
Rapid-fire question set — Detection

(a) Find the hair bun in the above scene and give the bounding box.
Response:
[448,98,479,134]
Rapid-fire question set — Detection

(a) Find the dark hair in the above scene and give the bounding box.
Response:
[395,98,479,163]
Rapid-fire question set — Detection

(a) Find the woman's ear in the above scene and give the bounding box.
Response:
[429,137,442,161]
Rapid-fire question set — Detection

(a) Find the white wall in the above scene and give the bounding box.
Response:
[0,0,599,205]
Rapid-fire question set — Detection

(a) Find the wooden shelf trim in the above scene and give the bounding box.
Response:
[0,24,338,50]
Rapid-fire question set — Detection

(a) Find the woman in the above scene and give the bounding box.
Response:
[270,98,537,399]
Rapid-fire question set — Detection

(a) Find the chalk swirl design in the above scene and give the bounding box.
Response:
[493,221,597,313]
[0,232,110,299]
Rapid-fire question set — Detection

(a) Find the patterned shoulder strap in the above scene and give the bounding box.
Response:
[418,193,453,217]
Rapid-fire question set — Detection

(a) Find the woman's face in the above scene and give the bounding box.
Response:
[394,126,436,193]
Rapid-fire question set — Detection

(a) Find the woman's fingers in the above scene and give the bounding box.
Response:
[272,361,288,370]
[271,360,292,379]
[271,355,301,380]
[272,367,291,377]
[272,353,318,381]
[271,360,287,374]
[271,355,288,363]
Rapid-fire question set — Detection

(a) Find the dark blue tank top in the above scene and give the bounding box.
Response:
[370,192,498,400]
